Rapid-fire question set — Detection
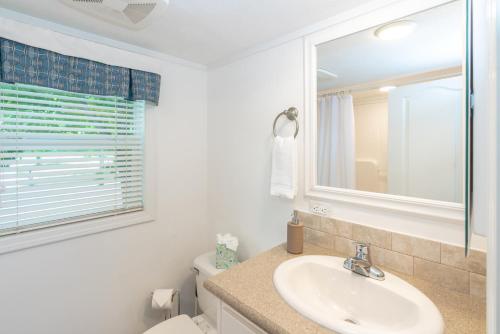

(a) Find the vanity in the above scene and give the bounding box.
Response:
[205,243,485,334]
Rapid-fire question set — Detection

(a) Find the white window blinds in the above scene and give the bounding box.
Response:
[0,83,145,235]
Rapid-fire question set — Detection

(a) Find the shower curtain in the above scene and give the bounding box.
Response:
[317,94,356,188]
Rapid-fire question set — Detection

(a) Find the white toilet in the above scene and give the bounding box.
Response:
[144,252,225,334]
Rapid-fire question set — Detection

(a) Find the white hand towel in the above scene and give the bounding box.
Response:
[270,136,297,199]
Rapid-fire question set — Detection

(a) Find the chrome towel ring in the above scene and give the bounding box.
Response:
[273,107,299,138]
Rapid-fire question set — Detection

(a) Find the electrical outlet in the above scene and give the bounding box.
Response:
[309,201,330,216]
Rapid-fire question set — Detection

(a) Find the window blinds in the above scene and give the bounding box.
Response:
[0,83,145,235]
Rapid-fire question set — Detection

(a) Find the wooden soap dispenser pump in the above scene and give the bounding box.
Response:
[287,210,304,254]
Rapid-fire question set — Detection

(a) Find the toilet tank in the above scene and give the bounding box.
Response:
[193,252,225,325]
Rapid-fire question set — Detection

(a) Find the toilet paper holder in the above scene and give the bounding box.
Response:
[151,289,180,320]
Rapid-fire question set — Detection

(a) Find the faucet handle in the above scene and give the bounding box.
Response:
[353,242,369,260]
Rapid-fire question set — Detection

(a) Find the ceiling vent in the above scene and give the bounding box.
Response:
[59,0,169,29]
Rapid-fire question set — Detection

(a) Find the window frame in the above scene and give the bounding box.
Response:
[0,92,157,254]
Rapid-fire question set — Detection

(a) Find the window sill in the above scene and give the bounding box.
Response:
[0,211,154,255]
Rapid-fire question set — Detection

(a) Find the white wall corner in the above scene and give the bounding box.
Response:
[488,0,499,332]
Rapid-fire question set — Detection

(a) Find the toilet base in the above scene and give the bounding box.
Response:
[192,314,217,334]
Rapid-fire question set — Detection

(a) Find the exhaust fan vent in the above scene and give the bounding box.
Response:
[59,0,169,29]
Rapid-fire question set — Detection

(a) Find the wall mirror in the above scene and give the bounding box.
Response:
[305,0,468,223]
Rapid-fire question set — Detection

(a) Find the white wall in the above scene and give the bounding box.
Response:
[491,1,499,330]
[0,18,212,334]
[207,39,303,259]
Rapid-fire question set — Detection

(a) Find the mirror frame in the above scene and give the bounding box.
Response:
[303,0,466,225]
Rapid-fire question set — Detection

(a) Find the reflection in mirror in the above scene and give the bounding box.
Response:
[316,1,464,204]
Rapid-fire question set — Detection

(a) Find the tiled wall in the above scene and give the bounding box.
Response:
[298,211,486,298]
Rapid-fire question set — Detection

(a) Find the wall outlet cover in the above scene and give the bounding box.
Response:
[309,201,331,216]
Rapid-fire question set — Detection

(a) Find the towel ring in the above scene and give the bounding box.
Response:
[273,107,299,138]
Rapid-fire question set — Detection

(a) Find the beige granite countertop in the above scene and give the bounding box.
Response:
[205,243,486,334]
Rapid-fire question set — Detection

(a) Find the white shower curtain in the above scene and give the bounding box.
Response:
[317,94,356,188]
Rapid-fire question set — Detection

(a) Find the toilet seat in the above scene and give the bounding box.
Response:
[144,315,203,334]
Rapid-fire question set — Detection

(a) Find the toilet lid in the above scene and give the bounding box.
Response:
[143,315,203,334]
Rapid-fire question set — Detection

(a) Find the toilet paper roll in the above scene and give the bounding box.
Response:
[152,289,175,311]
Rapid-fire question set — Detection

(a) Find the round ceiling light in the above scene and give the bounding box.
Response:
[379,86,396,92]
[374,21,417,40]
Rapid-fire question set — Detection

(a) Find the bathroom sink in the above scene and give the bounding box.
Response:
[273,255,444,334]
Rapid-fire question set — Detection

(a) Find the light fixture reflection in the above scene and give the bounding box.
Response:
[374,21,417,40]
[379,86,396,92]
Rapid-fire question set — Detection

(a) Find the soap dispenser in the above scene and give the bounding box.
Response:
[287,210,304,254]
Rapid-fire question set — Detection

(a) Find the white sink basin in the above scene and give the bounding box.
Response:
[273,255,444,334]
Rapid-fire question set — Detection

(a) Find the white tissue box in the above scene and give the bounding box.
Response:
[215,233,239,269]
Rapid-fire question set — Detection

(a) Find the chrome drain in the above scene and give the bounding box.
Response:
[344,318,359,325]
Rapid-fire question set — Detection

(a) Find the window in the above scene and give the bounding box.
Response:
[0,83,145,236]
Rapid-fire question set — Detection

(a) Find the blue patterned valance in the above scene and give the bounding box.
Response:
[0,38,161,105]
[130,69,161,105]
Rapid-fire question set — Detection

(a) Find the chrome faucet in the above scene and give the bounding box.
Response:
[343,242,385,281]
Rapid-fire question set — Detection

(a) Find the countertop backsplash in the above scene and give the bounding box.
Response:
[297,211,486,298]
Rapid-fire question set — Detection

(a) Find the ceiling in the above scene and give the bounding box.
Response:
[0,0,372,66]
[317,1,463,91]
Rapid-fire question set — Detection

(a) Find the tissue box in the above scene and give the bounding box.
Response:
[216,243,238,269]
